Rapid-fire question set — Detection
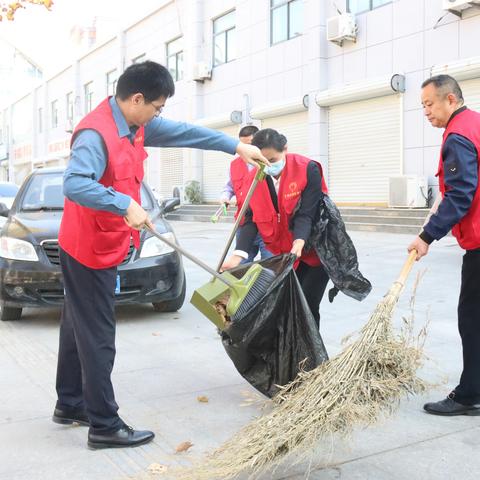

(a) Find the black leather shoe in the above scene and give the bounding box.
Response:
[88,425,154,449]
[52,407,90,426]
[424,395,480,416]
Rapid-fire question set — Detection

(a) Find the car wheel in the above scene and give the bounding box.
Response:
[152,274,186,313]
[1,304,22,321]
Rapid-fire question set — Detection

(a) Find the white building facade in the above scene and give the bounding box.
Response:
[1,0,480,206]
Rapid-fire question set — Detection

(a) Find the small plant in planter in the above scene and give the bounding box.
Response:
[184,180,202,204]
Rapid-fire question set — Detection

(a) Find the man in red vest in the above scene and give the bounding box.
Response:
[220,125,272,262]
[408,74,480,416]
[53,61,267,449]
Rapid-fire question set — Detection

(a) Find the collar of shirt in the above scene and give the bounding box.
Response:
[446,105,467,127]
[109,96,139,143]
[271,175,281,193]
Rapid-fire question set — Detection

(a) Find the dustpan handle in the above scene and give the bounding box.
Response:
[144,224,232,287]
[215,165,266,272]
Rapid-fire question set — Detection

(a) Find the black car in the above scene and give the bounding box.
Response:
[0,167,185,321]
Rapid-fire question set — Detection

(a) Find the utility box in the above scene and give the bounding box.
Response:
[389,175,429,208]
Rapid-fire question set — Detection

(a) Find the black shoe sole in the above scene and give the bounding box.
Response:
[87,435,154,450]
[424,408,480,416]
[52,415,90,427]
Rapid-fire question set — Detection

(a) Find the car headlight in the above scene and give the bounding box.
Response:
[0,236,39,262]
[139,231,176,258]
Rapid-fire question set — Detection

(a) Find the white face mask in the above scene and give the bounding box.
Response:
[265,158,286,177]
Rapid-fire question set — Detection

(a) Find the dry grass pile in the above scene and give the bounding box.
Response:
[163,253,429,479]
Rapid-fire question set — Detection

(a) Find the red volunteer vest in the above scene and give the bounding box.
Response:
[437,108,480,250]
[230,157,250,222]
[249,153,328,267]
[59,98,147,269]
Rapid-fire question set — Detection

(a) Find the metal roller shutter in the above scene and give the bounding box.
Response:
[261,111,308,155]
[144,147,184,198]
[460,78,480,111]
[202,124,238,202]
[328,95,402,206]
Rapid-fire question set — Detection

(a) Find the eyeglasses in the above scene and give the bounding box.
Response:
[150,102,164,117]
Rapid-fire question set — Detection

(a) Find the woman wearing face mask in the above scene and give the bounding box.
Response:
[222,128,329,327]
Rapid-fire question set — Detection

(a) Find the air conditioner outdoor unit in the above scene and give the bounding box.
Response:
[172,185,187,204]
[443,0,480,15]
[192,62,212,82]
[389,175,429,208]
[327,13,357,45]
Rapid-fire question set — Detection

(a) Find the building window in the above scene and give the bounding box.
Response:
[347,0,391,14]
[84,82,94,113]
[106,69,118,96]
[51,101,58,129]
[166,37,184,81]
[213,10,236,66]
[66,92,74,121]
[132,53,146,64]
[38,107,43,133]
[270,0,303,45]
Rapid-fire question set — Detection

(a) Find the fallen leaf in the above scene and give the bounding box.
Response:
[147,463,168,474]
[197,395,209,403]
[175,441,194,453]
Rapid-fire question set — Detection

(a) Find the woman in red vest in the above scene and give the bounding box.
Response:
[222,128,329,327]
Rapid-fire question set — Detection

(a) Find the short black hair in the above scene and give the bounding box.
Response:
[251,128,287,152]
[238,125,259,138]
[116,61,175,102]
[422,74,464,104]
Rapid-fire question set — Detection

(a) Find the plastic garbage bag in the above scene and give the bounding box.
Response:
[221,254,329,398]
[307,195,372,302]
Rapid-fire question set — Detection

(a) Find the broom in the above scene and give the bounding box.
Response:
[166,249,428,479]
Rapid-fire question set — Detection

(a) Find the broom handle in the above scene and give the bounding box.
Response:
[393,197,439,289]
[215,165,266,272]
[144,225,233,287]
[395,250,418,287]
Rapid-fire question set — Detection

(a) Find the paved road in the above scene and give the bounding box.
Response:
[0,221,478,479]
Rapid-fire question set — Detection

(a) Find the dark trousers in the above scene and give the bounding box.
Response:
[454,249,480,405]
[56,248,123,433]
[296,261,330,328]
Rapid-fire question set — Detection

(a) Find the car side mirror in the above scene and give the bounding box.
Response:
[0,202,9,217]
[161,197,180,214]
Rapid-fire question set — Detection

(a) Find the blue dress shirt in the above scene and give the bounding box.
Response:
[64,97,239,215]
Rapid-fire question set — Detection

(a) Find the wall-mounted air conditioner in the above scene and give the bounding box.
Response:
[389,176,429,208]
[327,13,357,46]
[443,0,480,15]
[192,62,212,82]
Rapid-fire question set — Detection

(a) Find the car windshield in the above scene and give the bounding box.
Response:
[0,183,19,197]
[20,172,154,212]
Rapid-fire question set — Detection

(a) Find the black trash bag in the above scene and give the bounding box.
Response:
[306,195,372,302]
[221,254,329,398]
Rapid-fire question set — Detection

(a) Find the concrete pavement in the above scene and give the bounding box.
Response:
[0,221,478,480]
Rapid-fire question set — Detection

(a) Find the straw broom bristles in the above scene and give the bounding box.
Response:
[162,253,428,480]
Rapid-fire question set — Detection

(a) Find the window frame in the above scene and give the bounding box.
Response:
[106,69,118,96]
[50,100,58,129]
[270,0,303,46]
[212,10,236,67]
[166,36,184,82]
[132,53,146,64]
[347,0,391,14]
[38,107,43,134]
[84,81,94,114]
[66,92,74,122]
